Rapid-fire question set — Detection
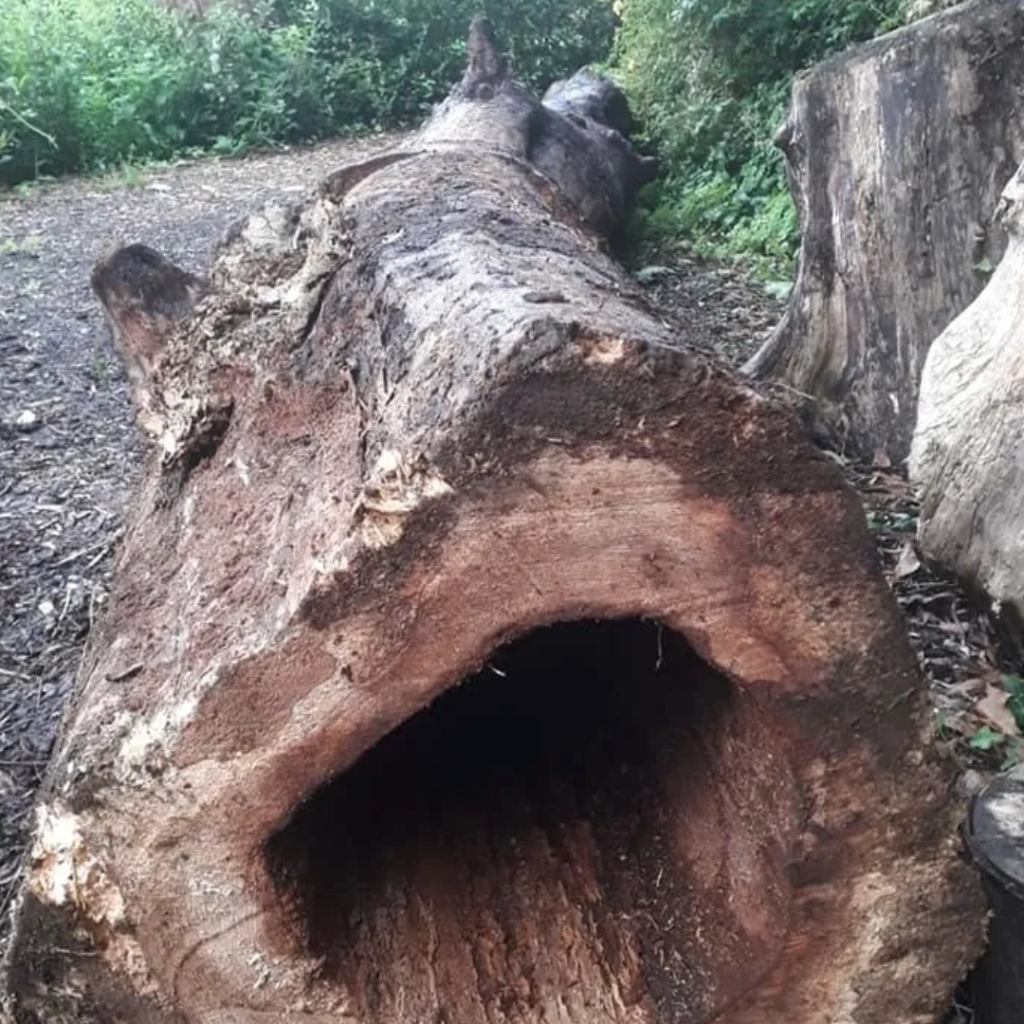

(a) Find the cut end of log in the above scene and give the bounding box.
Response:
[2,385,985,1022]
[11,424,973,1024]
[260,619,795,1023]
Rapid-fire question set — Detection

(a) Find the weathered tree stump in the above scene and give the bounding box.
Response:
[910,159,1024,646]
[2,20,983,1024]
[746,0,1024,461]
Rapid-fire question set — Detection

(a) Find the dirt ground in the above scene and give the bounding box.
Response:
[0,133,997,1019]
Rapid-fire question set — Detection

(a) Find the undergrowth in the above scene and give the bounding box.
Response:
[614,0,907,279]
[0,0,616,186]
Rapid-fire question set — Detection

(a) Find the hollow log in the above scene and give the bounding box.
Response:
[910,159,1024,646]
[2,20,983,1024]
[746,0,1024,462]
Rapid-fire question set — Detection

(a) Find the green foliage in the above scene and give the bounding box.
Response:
[672,0,904,97]
[273,0,618,123]
[0,0,333,183]
[969,725,1006,752]
[0,0,616,186]
[615,0,904,275]
[969,675,1024,770]
[1002,674,1024,732]
[865,508,918,535]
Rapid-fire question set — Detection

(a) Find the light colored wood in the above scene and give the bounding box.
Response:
[911,159,1024,639]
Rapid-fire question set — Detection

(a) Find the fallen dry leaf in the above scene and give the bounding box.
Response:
[975,683,1022,737]
[948,677,990,698]
[893,540,921,580]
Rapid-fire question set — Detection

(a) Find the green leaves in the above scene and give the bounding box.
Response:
[615,0,903,275]
[969,725,1006,752]
[0,0,617,186]
[866,509,918,534]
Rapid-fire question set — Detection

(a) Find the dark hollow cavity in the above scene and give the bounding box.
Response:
[263,619,795,1024]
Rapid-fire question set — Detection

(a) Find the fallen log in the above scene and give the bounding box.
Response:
[746,0,1024,461]
[2,20,983,1024]
[910,158,1024,647]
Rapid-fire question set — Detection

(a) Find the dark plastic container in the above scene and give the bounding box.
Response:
[964,766,1024,1024]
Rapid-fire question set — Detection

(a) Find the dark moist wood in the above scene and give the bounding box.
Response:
[90,243,204,435]
[2,19,983,1024]
[746,0,1024,462]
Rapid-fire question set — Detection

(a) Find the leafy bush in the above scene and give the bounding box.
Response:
[0,0,332,183]
[615,0,905,275]
[0,0,617,186]
[271,0,619,123]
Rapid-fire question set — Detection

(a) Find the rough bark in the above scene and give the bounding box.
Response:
[746,0,1024,461]
[910,159,1024,645]
[2,20,983,1024]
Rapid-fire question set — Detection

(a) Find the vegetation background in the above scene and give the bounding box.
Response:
[1,0,921,274]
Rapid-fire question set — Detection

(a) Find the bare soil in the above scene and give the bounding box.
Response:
[0,134,999,1020]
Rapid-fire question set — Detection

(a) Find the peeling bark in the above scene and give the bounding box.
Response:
[747,0,1024,461]
[2,19,983,1024]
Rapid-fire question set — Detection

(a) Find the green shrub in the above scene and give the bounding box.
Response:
[271,0,619,124]
[615,0,904,275]
[0,0,617,186]
[0,0,334,182]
